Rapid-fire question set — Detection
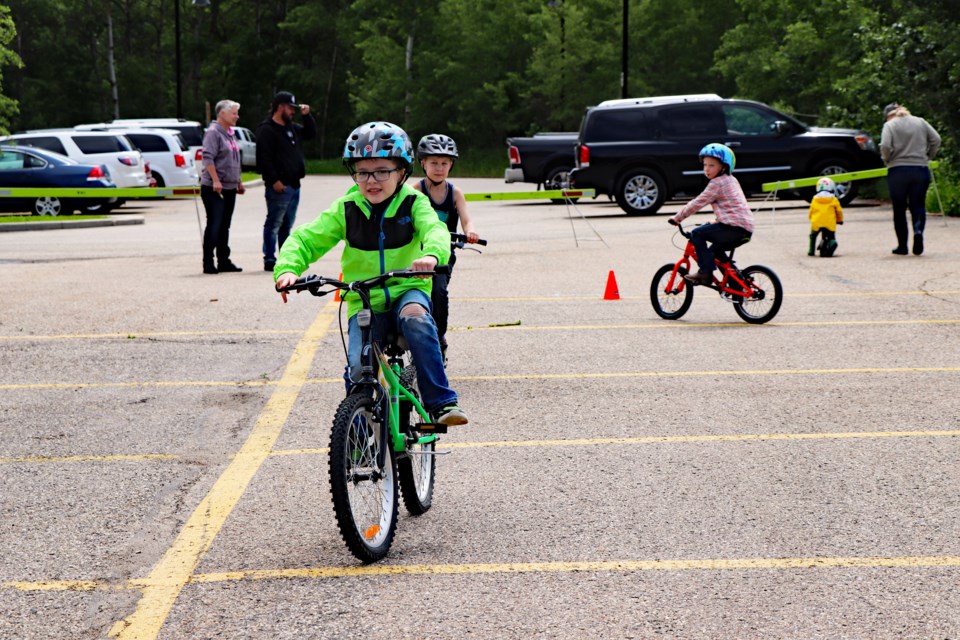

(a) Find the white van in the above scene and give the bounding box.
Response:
[75,125,198,187]
[1,130,149,189]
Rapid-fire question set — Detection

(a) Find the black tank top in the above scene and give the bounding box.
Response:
[419,179,459,233]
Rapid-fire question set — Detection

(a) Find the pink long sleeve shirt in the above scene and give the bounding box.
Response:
[670,174,754,233]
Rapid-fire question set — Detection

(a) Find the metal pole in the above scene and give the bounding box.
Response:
[621,0,628,98]
[175,0,182,119]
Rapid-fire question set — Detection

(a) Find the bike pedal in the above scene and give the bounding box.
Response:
[418,423,448,434]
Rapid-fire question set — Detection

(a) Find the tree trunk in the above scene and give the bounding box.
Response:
[105,0,120,118]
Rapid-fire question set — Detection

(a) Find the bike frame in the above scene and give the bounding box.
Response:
[667,238,760,300]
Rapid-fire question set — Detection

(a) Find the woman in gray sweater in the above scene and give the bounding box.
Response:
[880,103,941,256]
[200,99,246,273]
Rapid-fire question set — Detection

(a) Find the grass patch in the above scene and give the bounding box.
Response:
[0,214,108,223]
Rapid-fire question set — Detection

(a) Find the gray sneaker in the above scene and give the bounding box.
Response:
[435,405,468,426]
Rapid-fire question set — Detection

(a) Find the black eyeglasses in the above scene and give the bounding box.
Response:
[351,168,401,183]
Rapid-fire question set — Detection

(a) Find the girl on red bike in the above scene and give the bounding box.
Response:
[668,144,754,284]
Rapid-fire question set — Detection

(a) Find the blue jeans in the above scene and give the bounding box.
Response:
[886,166,930,249]
[689,223,751,273]
[263,186,300,263]
[346,289,457,413]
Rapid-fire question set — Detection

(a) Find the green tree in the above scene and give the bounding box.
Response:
[0,3,22,134]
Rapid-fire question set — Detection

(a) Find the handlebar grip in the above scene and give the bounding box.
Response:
[476,238,488,246]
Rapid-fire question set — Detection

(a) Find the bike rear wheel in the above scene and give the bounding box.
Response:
[397,364,436,515]
[733,265,783,324]
[329,393,399,563]
[650,263,694,320]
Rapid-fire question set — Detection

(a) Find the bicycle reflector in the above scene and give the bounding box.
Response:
[356,309,373,328]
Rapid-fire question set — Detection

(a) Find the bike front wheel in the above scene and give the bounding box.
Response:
[329,393,399,563]
[733,265,783,324]
[650,263,694,320]
[397,364,436,515]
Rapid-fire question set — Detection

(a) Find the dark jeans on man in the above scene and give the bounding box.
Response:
[886,165,930,250]
[689,222,751,273]
[201,185,237,267]
[263,185,301,263]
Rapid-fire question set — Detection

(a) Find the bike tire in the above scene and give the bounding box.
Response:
[650,263,694,320]
[733,265,783,324]
[329,392,399,563]
[397,364,436,515]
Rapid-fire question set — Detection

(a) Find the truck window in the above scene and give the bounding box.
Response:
[658,105,724,139]
[722,105,780,137]
[585,110,651,142]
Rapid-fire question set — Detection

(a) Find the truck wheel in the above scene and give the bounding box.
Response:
[803,158,858,205]
[544,166,577,203]
[615,169,665,215]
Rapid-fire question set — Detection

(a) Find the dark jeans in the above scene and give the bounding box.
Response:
[430,252,457,342]
[887,166,930,249]
[201,185,237,266]
[689,223,751,273]
[263,186,301,262]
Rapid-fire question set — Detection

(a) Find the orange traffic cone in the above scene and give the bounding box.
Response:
[335,272,343,302]
[603,270,620,300]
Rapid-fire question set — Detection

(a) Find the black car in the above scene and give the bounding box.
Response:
[0,145,116,216]
[569,94,884,215]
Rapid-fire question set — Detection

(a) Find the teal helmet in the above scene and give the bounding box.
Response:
[343,122,414,170]
[699,143,736,174]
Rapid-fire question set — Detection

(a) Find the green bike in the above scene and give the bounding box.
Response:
[277,268,448,563]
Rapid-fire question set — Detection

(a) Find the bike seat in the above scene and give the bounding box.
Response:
[714,235,752,251]
[382,330,409,356]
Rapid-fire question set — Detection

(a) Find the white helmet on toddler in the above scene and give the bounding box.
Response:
[816,177,836,194]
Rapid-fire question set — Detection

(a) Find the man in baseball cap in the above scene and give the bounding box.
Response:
[256,90,317,271]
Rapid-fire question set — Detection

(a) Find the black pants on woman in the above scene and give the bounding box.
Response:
[201,185,238,269]
[886,165,930,254]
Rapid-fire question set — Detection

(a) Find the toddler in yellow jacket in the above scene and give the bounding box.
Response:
[809,177,844,257]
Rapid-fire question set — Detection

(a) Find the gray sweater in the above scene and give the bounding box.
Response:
[200,122,242,189]
[880,115,941,168]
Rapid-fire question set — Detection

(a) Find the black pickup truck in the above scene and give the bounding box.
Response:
[504,132,578,191]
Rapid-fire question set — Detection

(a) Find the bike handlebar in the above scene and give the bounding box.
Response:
[451,232,488,247]
[276,266,451,296]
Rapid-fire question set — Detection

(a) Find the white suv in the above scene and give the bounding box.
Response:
[107,118,205,164]
[0,130,149,188]
[75,125,198,187]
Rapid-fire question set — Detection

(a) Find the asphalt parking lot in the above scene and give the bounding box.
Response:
[1,177,958,639]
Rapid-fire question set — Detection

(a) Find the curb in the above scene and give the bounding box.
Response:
[0,216,145,232]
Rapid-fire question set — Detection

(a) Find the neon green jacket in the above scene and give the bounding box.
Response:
[274,183,450,316]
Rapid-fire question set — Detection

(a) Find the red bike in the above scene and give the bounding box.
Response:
[650,222,783,324]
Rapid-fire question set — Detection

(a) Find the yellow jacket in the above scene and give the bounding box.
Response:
[809,194,843,231]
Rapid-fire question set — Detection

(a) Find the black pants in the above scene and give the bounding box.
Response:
[809,228,836,256]
[430,252,457,342]
[886,166,930,250]
[201,185,238,266]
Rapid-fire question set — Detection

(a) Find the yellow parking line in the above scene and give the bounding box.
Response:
[0,453,175,464]
[7,554,960,594]
[452,318,960,331]
[440,429,960,450]
[452,366,960,382]
[3,365,958,392]
[5,429,957,466]
[0,329,302,342]
[190,555,960,582]
[107,303,336,640]
[454,290,960,302]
